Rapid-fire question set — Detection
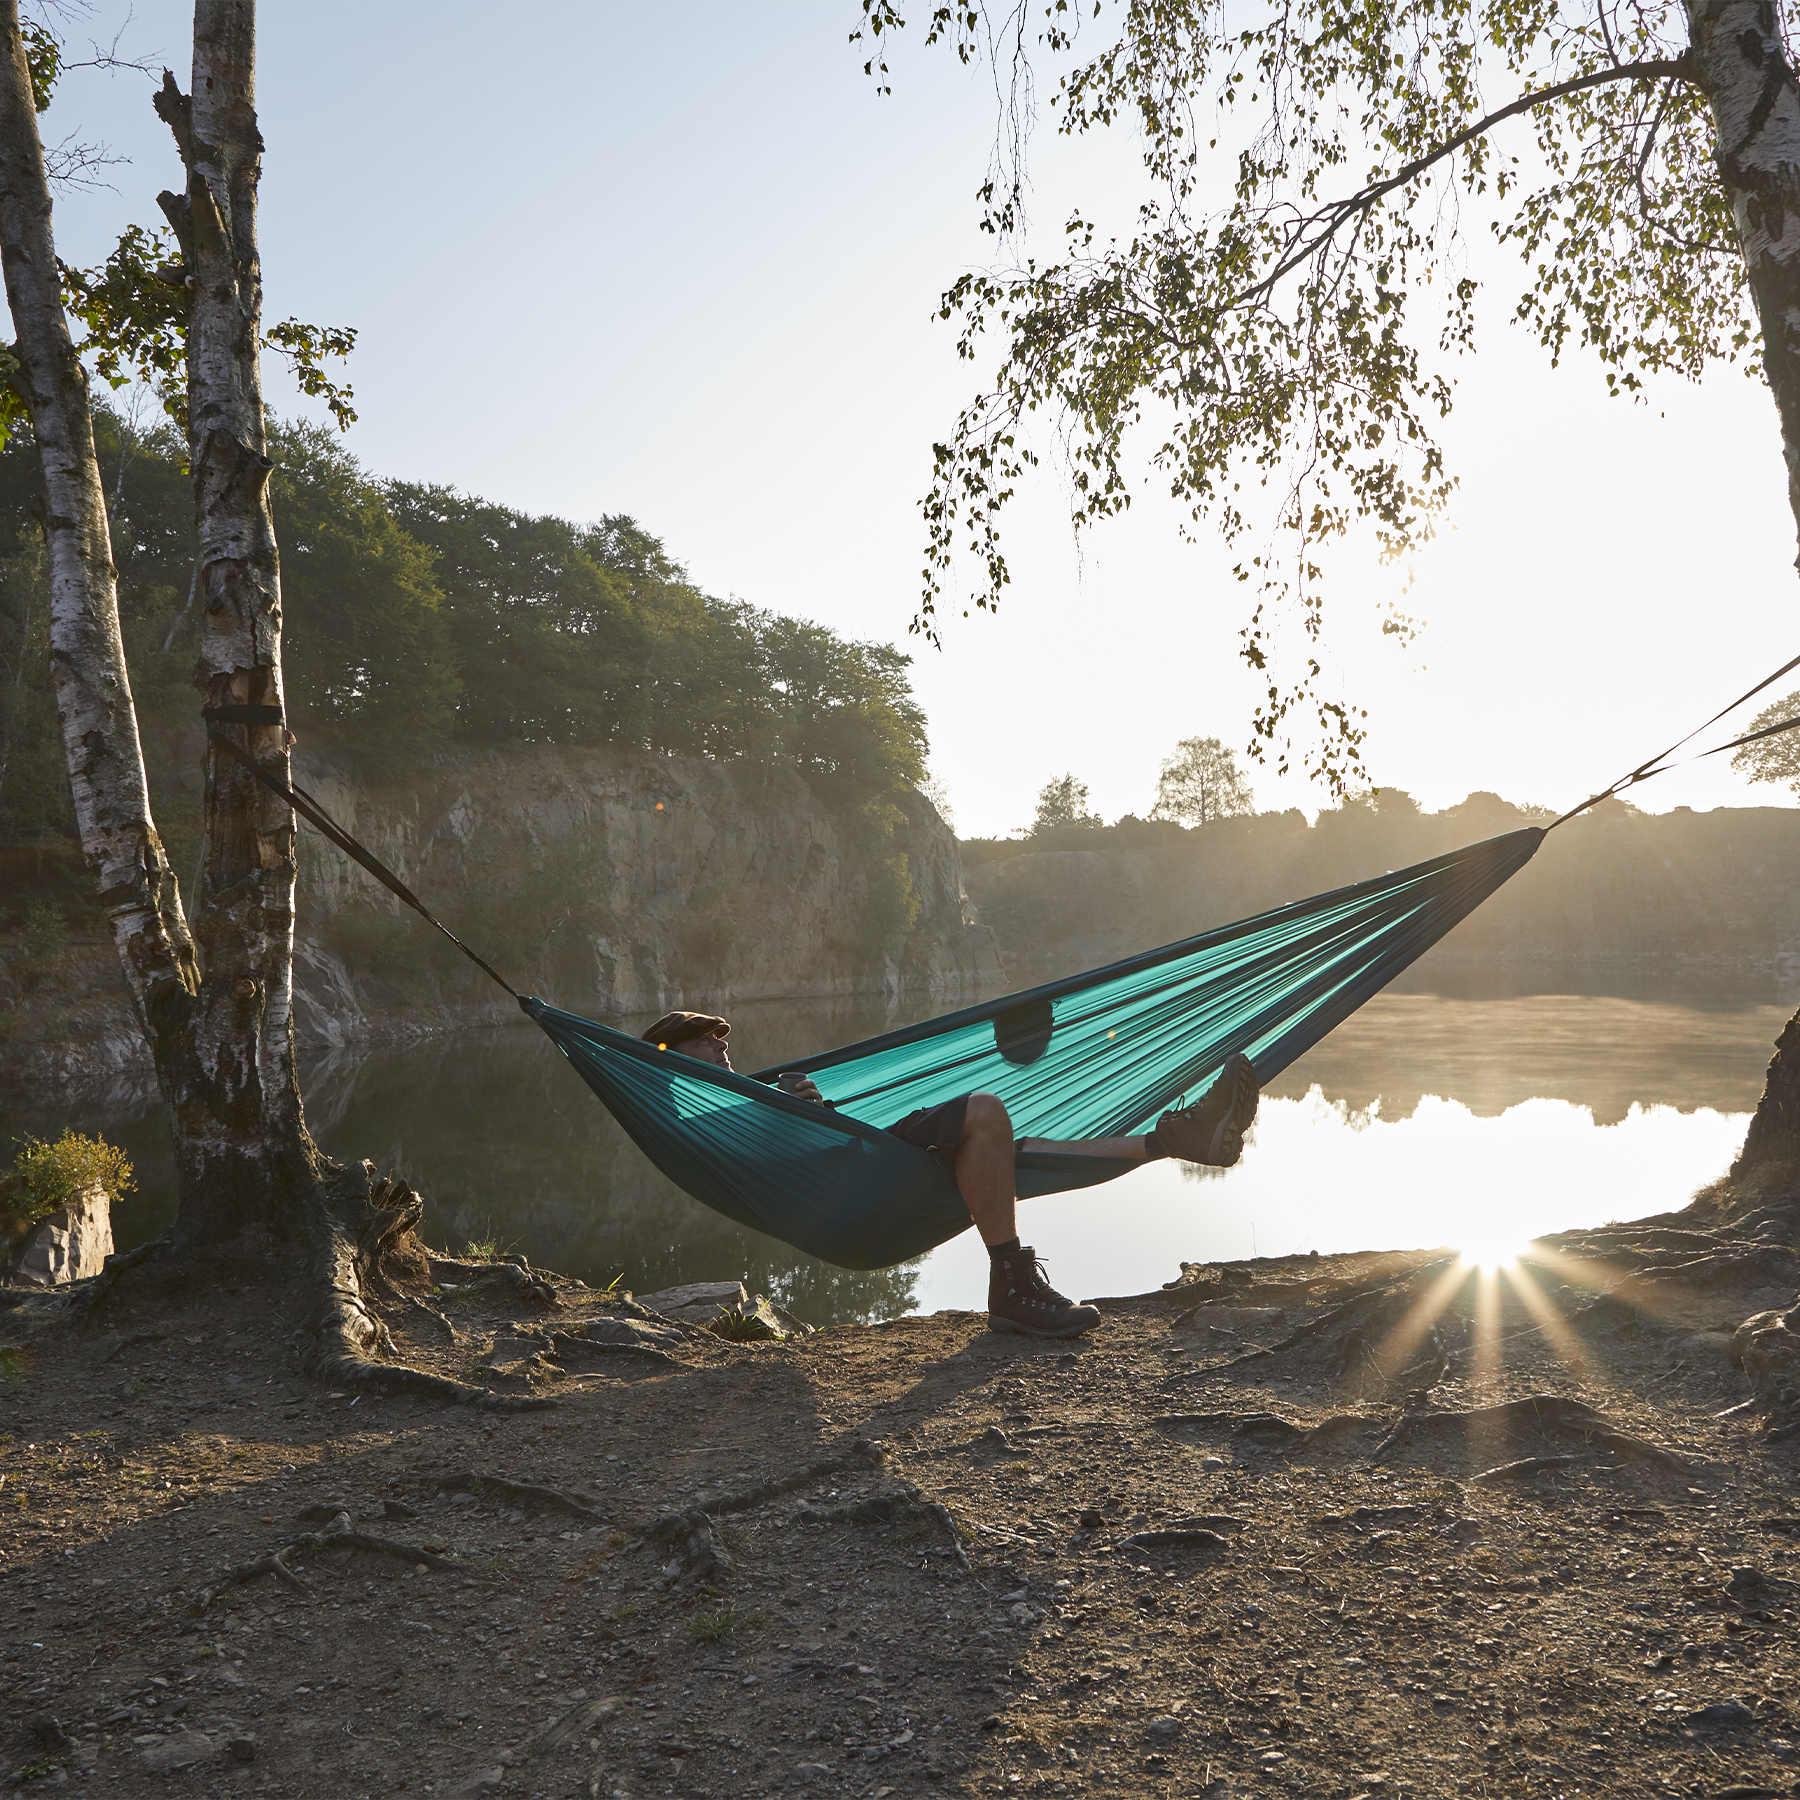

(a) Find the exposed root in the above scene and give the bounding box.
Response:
[1114,1526,1231,1556]
[639,1438,892,1588]
[794,1483,971,1570]
[1732,1299,1800,1436]
[197,1506,461,1609]
[428,1254,560,1309]
[400,1293,457,1343]
[1467,1453,1592,1486]
[1372,1393,1693,1472]
[1311,1503,1441,1532]
[1154,1409,1379,1452]
[310,1163,552,1410]
[541,1325,683,1370]
[438,1470,604,1521]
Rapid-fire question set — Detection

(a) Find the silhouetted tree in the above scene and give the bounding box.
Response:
[1031,773,1101,835]
[1152,736,1253,827]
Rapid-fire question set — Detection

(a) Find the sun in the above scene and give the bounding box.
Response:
[1457,1227,1534,1273]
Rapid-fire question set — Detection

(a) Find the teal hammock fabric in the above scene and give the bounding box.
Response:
[526,827,1543,1270]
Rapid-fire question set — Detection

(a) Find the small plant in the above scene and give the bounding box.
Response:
[705,1304,770,1343]
[686,1605,760,1643]
[460,1235,503,1263]
[0,1346,27,1384]
[1,1131,134,1244]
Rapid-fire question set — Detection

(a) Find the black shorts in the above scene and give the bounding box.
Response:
[887,1094,972,1156]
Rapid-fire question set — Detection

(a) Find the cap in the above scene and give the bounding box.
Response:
[640,1010,730,1051]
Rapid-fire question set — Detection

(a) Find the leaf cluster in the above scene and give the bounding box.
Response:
[0,1130,134,1243]
[867,1,1751,790]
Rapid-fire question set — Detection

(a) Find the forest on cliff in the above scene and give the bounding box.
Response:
[0,408,928,897]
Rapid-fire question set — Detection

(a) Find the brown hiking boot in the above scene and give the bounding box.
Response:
[1151,1052,1260,1167]
[988,1245,1100,1338]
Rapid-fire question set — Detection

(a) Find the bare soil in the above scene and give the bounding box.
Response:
[4,1219,1800,1799]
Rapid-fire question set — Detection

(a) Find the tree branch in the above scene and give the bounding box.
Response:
[152,68,190,165]
[1248,56,1696,305]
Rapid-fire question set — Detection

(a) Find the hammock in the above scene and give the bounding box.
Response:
[206,652,1800,1273]
[527,829,1542,1268]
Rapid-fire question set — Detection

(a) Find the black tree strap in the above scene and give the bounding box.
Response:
[205,727,522,1003]
[1547,651,1800,830]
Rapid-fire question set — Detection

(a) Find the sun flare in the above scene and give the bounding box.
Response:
[1457,1228,1535,1273]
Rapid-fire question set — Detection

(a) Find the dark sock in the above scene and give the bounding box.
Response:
[1143,1126,1167,1160]
[987,1236,1021,1260]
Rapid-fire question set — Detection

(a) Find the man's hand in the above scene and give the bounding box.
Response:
[775,1072,824,1103]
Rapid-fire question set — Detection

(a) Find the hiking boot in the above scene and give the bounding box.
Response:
[1151,1052,1260,1166]
[988,1245,1101,1338]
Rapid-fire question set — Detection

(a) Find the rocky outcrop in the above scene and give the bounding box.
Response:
[0,745,999,1095]
[6,1178,113,1286]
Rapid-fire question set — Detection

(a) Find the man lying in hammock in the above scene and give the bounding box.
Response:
[640,1011,1261,1339]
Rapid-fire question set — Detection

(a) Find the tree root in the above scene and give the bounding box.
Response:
[428,1254,560,1309]
[639,1438,897,1587]
[1114,1525,1232,1557]
[1372,1393,1692,1471]
[197,1506,460,1609]
[1732,1299,1800,1436]
[540,1325,683,1370]
[1466,1453,1591,1486]
[1153,1408,1380,1452]
[793,1483,971,1570]
[438,1470,604,1521]
[400,1293,457,1342]
[309,1164,551,1410]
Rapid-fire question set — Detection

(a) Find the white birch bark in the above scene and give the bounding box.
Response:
[1685,3,1800,1176]
[1686,1,1800,558]
[149,0,318,1231]
[0,0,200,1046]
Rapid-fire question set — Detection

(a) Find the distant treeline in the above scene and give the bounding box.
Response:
[0,412,927,851]
[964,789,1800,973]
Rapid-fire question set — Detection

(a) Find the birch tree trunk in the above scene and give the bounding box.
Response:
[1685,3,1800,1181]
[150,0,322,1236]
[0,0,203,1092]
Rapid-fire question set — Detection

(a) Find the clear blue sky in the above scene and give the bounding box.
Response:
[35,1,1800,835]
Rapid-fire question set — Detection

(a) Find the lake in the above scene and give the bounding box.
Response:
[3,975,1787,1324]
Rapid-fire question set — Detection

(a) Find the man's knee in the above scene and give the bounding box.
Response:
[964,1092,1014,1143]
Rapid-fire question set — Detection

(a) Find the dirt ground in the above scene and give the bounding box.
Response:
[4,1217,1800,1799]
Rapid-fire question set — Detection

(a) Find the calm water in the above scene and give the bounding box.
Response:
[4,978,1787,1324]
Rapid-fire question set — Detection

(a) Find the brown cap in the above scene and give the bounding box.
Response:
[641,1010,730,1050]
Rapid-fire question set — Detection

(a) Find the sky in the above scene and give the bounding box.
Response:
[32,1,1800,837]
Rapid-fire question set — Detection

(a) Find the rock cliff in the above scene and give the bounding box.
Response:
[1,745,998,1094]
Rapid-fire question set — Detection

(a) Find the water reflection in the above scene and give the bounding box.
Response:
[1,987,1783,1325]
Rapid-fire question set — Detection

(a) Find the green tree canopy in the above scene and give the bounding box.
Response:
[859,1,1772,790]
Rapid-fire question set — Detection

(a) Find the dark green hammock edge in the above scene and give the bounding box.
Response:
[527,827,1543,1269]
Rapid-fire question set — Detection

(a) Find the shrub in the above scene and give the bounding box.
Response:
[0,1131,134,1245]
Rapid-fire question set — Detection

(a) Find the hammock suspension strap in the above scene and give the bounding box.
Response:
[204,723,523,1002]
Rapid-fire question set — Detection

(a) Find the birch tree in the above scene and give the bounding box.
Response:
[0,2,513,1399]
[861,0,1800,1420]
[1152,736,1254,826]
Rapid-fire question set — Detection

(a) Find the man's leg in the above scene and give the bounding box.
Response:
[952,1092,1101,1338]
[951,1092,1020,1245]
[1022,1053,1263,1170]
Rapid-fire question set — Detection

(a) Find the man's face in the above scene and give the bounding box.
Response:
[683,1030,733,1072]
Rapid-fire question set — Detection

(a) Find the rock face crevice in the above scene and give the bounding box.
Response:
[3,745,1000,1095]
